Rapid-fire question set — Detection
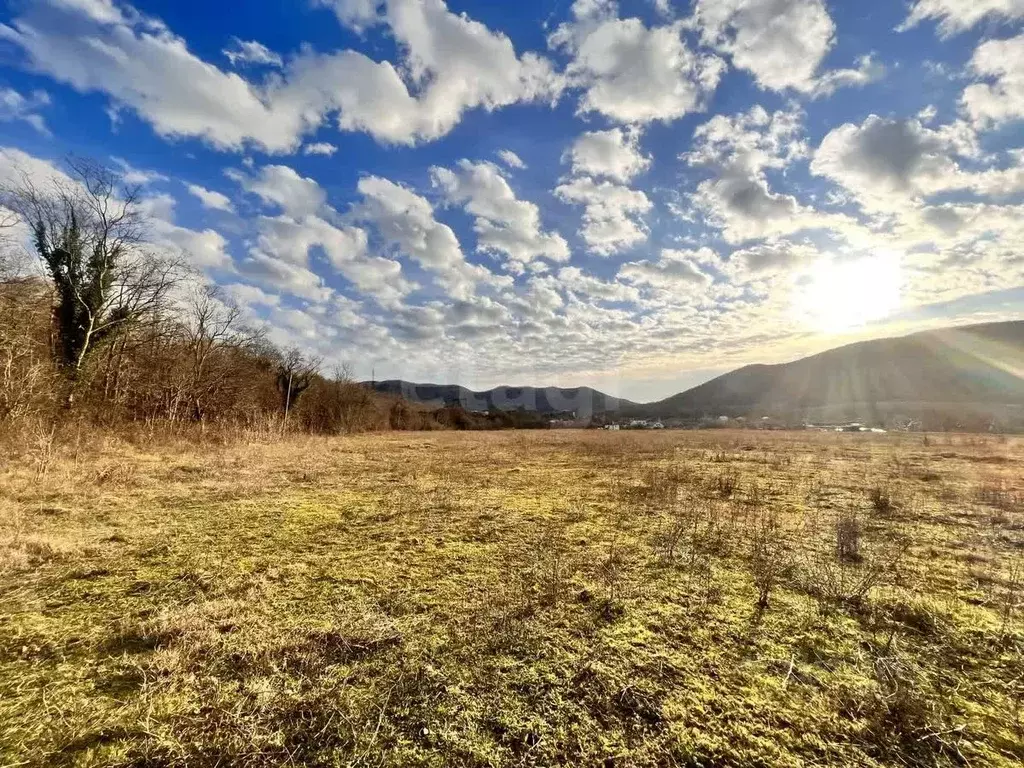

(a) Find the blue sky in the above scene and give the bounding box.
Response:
[1,0,1022,401]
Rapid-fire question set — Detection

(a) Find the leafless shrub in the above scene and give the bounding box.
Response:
[94,461,138,487]
[694,501,731,560]
[804,529,911,611]
[651,499,704,562]
[976,480,1021,514]
[647,498,730,612]
[690,553,721,615]
[836,509,863,563]
[430,470,458,511]
[527,526,579,609]
[651,523,685,564]
[996,560,1023,638]
[749,508,793,610]
[625,465,689,509]
[862,651,967,765]
[498,524,583,624]
[0,279,54,421]
[29,420,59,478]
[713,471,740,499]
[595,540,635,618]
[869,484,900,517]
[745,480,770,509]
[651,498,734,615]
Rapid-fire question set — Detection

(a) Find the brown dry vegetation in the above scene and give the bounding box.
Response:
[2,428,1023,767]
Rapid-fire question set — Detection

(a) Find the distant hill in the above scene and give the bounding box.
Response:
[365,381,637,418]
[367,322,1024,430]
[630,321,1024,428]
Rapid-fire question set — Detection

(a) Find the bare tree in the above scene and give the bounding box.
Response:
[179,284,262,422]
[1,157,178,403]
[0,278,53,420]
[276,347,321,419]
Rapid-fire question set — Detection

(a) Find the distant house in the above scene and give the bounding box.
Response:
[605,424,621,431]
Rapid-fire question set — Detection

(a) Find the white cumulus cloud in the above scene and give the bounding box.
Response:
[0,86,50,134]
[694,0,836,93]
[497,149,526,169]
[811,115,1024,210]
[186,183,235,213]
[353,175,503,299]
[565,127,651,182]
[0,0,561,152]
[961,34,1024,127]
[554,176,652,256]
[223,38,284,68]
[302,142,339,156]
[431,160,570,273]
[550,1,724,123]
[618,248,715,292]
[229,164,327,218]
[898,0,1024,37]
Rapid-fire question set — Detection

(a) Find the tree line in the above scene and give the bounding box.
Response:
[0,157,507,438]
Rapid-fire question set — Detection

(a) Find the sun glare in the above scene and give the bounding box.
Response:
[794,253,902,333]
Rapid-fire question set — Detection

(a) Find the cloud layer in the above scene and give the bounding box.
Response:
[0,0,1021,398]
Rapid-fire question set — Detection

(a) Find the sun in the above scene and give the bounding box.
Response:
[794,253,902,333]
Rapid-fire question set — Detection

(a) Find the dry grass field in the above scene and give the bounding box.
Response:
[2,429,1023,767]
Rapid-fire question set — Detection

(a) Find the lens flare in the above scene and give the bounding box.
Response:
[794,253,902,333]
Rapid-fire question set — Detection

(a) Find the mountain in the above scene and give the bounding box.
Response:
[365,380,637,418]
[631,321,1024,428]
[368,322,1024,430]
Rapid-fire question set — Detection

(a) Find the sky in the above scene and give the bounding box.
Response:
[0,0,1022,402]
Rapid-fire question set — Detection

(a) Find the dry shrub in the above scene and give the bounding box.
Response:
[488,523,584,638]
[749,508,793,609]
[869,484,901,517]
[624,465,690,509]
[0,533,77,573]
[523,524,580,609]
[994,560,1023,637]
[652,499,705,562]
[0,278,57,422]
[653,499,731,564]
[28,420,60,478]
[862,653,967,765]
[95,461,139,487]
[803,527,911,611]
[595,540,632,618]
[712,470,740,499]
[975,480,1021,513]
[836,509,863,563]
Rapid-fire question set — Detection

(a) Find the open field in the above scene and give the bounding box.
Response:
[2,429,1023,767]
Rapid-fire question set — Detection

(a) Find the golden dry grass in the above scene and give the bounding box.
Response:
[1,429,1023,766]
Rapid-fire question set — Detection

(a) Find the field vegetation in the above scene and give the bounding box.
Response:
[2,428,1022,767]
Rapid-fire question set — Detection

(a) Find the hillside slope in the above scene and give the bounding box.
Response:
[366,380,636,418]
[637,321,1024,425]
